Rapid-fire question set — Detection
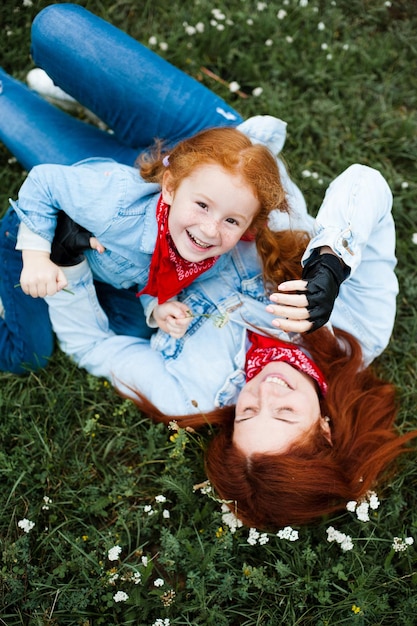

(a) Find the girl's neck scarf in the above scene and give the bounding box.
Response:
[245,331,328,396]
[137,195,219,304]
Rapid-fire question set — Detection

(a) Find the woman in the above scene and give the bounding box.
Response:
[1,5,415,530]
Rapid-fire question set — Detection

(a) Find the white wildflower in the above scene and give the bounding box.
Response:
[301,169,312,178]
[355,502,370,523]
[42,496,52,510]
[113,590,129,602]
[401,181,409,189]
[257,2,267,10]
[163,509,170,519]
[299,0,308,6]
[195,22,205,33]
[246,18,254,25]
[108,545,122,561]
[141,556,149,567]
[23,0,33,6]
[159,42,168,51]
[148,36,157,46]
[152,620,170,626]
[265,38,273,46]
[368,491,380,510]
[286,36,294,43]
[221,503,243,533]
[412,233,417,244]
[318,21,325,30]
[212,9,226,20]
[252,87,263,97]
[392,536,414,552]
[326,526,353,551]
[346,500,357,512]
[132,571,142,584]
[321,42,329,50]
[154,577,164,587]
[258,533,270,545]
[108,572,119,584]
[18,518,35,533]
[155,495,167,503]
[144,504,155,516]
[277,526,299,541]
[247,528,260,545]
[277,9,287,19]
[229,81,240,93]
[342,43,350,50]
[184,25,196,35]
[217,23,225,31]
[384,1,392,6]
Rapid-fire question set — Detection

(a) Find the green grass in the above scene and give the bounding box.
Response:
[1,0,417,624]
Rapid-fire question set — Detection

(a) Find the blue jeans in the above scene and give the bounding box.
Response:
[0,3,242,373]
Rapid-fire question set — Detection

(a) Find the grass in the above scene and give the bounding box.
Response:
[1,0,417,624]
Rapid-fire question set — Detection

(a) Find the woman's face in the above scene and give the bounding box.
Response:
[233,361,330,455]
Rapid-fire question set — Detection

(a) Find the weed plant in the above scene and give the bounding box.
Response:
[1,0,417,624]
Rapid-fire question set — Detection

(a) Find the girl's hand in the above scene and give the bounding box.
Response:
[266,279,313,333]
[90,236,106,254]
[20,250,68,297]
[153,300,193,338]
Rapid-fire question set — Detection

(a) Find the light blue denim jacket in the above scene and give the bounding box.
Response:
[45,164,398,415]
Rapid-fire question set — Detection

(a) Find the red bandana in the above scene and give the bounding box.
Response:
[245,331,328,396]
[137,195,219,304]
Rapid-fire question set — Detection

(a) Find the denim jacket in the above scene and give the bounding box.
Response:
[45,164,398,415]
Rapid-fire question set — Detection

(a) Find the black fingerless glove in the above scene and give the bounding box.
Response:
[51,211,92,266]
[301,252,350,332]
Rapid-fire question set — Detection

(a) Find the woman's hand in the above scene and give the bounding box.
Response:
[153,300,193,338]
[266,280,313,333]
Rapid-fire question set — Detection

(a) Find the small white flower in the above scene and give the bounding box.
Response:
[247,528,260,545]
[155,495,167,503]
[18,518,35,533]
[277,526,299,541]
[148,36,157,46]
[221,504,243,533]
[108,545,122,561]
[212,8,226,20]
[159,42,168,51]
[246,18,254,25]
[257,2,267,10]
[368,491,380,510]
[286,36,294,43]
[217,23,225,31]
[318,21,325,30]
[185,25,196,35]
[326,526,353,551]
[346,500,357,512]
[23,0,33,6]
[299,0,308,6]
[302,169,312,178]
[401,181,409,189]
[265,39,273,46]
[42,495,52,511]
[384,1,392,6]
[412,233,417,245]
[163,509,170,519]
[342,43,350,50]
[141,556,149,567]
[392,536,414,552]
[113,590,129,603]
[258,533,269,545]
[229,81,240,93]
[277,9,287,19]
[195,22,205,33]
[252,87,263,97]
[154,577,164,587]
[132,571,142,584]
[144,504,154,515]
[321,42,328,50]
[340,536,354,551]
[210,19,218,27]
[152,620,170,626]
[355,502,370,522]
[108,572,119,584]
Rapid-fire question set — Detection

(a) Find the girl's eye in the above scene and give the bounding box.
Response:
[225,217,239,226]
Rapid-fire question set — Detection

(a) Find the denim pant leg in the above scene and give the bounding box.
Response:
[0,208,54,374]
[31,4,243,152]
[0,68,137,170]
[94,280,155,339]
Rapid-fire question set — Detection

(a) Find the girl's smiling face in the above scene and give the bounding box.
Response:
[162,163,260,262]
[233,361,331,455]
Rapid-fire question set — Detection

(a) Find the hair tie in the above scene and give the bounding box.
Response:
[162,155,170,167]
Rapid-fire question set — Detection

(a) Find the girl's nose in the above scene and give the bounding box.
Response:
[200,218,220,239]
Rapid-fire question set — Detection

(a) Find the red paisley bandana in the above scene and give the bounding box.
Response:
[245,331,328,396]
[137,195,219,304]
